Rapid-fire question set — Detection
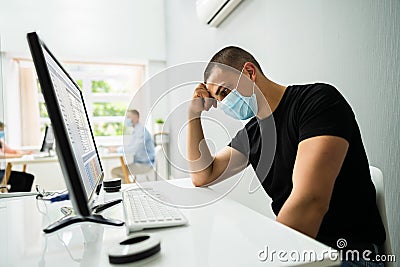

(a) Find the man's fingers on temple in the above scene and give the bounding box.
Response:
[212,98,217,108]
[204,97,214,110]
[194,89,207,98]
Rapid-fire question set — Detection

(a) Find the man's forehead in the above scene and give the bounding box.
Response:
[207,66,238,82]
[127,113,138,117]
[206,67,238,92]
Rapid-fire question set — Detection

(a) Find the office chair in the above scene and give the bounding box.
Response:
[0,162,13,193]
[0,163,34,192]
[123,145,165,183]
[153,145,166,180]
[130,146,165,182]
[369,166,393,265]
[8,170,35,192]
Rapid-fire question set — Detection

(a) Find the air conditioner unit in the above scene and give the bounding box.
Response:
[196,0,244,27]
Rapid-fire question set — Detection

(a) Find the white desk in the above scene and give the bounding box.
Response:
[0,179,340,266]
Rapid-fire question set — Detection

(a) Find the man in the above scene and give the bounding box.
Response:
[187,47,385,267]
[111,110,155,180]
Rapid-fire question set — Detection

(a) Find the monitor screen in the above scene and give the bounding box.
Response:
[28,32,103,216]
[43,49,102,195]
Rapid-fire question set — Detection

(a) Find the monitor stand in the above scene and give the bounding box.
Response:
[44,148,55,157]
[43,200,124,233]
[37,148,54,158]
[43,214,123,233]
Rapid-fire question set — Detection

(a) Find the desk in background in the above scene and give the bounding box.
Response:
[1,152,131,191]
[0,178,340,266]
[3,152,125,171]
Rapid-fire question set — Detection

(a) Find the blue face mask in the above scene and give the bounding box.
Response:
[219,70,258,120]
[125,119,133,127]
[0,131,4,139]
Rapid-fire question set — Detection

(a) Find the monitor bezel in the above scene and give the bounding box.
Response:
[27,32,104,216]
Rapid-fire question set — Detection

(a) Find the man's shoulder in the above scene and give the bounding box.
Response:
[291,83,345,100]
[287,83,349,111]
[289,83,340,97]
[134,123,145,131]
[237,83,346,134]
[135,123,153,137]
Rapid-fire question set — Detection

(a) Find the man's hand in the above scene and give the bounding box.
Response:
[107,146,118,153]
[188,83,217,118]
[21,150,33,155]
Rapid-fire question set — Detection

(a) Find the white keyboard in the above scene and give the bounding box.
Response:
[122,188,188,232]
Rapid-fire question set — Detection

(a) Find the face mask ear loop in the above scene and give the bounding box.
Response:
[234,68,244,93]
[250,79,257,115]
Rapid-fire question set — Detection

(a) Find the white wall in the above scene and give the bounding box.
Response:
[0,0,166,61]
[165,0,400,257]
[0,0,166,146]
[0,0,167,189]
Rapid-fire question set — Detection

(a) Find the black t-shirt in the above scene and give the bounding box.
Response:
[229,83,385,247]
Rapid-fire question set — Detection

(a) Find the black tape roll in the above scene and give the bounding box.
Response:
[103,178,121,188]
[103,178,121,192]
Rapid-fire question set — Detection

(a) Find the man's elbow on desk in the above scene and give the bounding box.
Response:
[189,160,215,187]
[191,173,208,187]
[192,180,203,187]
[190,167,217,187]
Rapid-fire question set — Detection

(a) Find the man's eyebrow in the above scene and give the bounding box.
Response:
[215,83,226,96]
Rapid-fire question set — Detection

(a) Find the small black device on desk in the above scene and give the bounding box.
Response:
[108,234,161,264]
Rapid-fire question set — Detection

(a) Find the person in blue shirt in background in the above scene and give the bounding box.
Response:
[111,110,155,180]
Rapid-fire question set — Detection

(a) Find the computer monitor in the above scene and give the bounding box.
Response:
[40,125,54,154]
[27,32,123,232]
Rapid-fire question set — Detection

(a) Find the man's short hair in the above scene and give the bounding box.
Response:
[204,46,263,83]
[0,121,4,128]
[127,109,140,117]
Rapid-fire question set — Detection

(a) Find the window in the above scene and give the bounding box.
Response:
[66,62,145,145]
[20,60,145,146]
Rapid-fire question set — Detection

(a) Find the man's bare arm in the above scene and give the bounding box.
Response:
[276,135,349,238]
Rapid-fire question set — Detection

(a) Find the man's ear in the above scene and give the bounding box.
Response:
[244,62,256,81]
